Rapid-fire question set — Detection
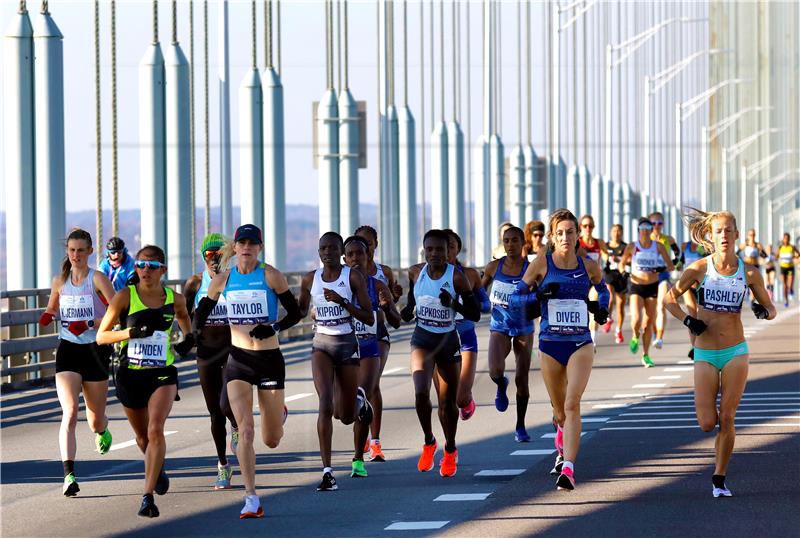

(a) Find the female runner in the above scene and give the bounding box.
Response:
[665,209,775,497]
[604,224,627,343]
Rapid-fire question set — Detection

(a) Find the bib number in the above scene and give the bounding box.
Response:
[547,299,588,334]
[226,289,268,325]
[128,331,169,367]
[60,294,94,322]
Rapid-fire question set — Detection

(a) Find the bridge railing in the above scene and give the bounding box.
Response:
[1,270,412,388]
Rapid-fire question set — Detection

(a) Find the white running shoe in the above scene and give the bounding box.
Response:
[712,485,733,498]
[240,494,264,518]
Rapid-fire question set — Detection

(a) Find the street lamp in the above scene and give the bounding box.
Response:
[745,150,796,232]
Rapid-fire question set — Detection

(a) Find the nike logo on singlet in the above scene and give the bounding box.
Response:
[571,273,584,279]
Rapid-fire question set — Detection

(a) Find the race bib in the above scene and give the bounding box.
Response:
[200,292,228,326]
[226,289,268,325]
[701,277,746,313]
[547,299,588,334]
[490,281,518,308]
[780,253,793,263]
[416,295,454,329]
[354,317,377,337]
[128,330,169,367]
[634,252,660,273]
[60,294,94,322]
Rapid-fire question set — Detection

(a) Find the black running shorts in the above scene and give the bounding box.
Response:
[56,340,112,382]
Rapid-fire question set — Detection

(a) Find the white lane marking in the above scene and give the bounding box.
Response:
[677,360,694,364]
[632,383,667,388]
[582,417,611,422]
[602,423,800,431]
[541,432,586,439]
[609,416,800,423]
[645,391,799,398]
[434,493,492,501]
[385,521,450,531]
[642,397,800,403]
[111,430,177,452]
[593,403,630,409]
[613,393,650,399]
[623,409,800,416]
[635,403,800,409]
[663,367,694,372]
[649,375,681,380]
[285,393,313,402]
[511,449,556,456]
[382,367,405,375]
[475,469,526,477]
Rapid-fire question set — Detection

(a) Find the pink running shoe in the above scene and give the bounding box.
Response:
[615,329,624,344]
[602,320,612,333]
[556,466,575,490]
[554,425,564,455]
[459,399,476,421]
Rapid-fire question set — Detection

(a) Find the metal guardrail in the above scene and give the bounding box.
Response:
[1,270,412,388]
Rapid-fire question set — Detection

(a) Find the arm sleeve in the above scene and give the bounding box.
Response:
[670,243,680,264]
[594,279,610,310]
[476,287,491,313]
[273,290,301,332]
[453,292,481,322]
[192,296,218,332]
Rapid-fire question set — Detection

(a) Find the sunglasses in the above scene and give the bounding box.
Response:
[639,225,654,231]
[203,249,221,261]
[532,233,544,238]
[652,220,664,226]
[135,260,165,270]
[107,249,122,255]
[581,224,594,229]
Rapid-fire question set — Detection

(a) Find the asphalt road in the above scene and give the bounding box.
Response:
[2,306,799,538]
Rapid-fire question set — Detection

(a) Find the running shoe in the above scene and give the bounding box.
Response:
[641,354,654,368]
[439,449,458,477]
[785,301,790,308]
[615,329,624,344]
[654,338,664,349]
[364,437,371,453]
[230,428,240,455]
[138,494,159,518]
[459,399,476,421]
[95,428,112,455]
[283,405,288,425]
[240,494,264,518]
[514,427,531,443]
[316,471,338,491]
[554,425,564,454]
[357,387,374,425]
[602,319,612,333]
[556,466,575,491]
[494,376,510,412]
[712,485,733,498]
[368,440,386,462]
[350,458,368,478]
[214,463,233,490]
[62,473,80,497]
[417,440,437,472]
[629,336,639,354]
[549,454,564,476]
[154,468,170,495]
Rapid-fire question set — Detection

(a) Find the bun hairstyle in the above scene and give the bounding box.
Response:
[61,228,93,282]
[682,207,737,252]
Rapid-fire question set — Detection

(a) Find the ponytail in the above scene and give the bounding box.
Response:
[61,228,93,283]
[682,207,737,253]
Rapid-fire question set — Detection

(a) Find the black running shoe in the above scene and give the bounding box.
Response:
[154,468,169,495]
[138,494,160,518]
[316,471,338,491]
[549,454,564,476]
[357,387,373,425]
[62,473,80,497]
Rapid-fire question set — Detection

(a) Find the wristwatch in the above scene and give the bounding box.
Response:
[341,298,351,307]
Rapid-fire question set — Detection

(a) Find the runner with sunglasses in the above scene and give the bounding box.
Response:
[649,211,680,350]
[39,228,116,497]
[343,235,401,474]
[298,231,376,490]
[523,221,547,261]
[578,215,607,345]
[777,233,800,307]
[482,225,535,442]
[182,233,239,489]
[665,209,776,497]
[401,229,481,478]
[192,224,301,518]
[618,218,674,367]
[604,224,628,344]
[98,236,136,291]
[443,229,491,421]
[354,225,403,462]
[97,245,194,517]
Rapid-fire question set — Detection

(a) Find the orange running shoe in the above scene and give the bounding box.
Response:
[368,439,386,462]
[417,440,437,472]
[439,449,458,477]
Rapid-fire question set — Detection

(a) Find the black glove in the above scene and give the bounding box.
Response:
[593,307,610,326]
[249,324,276,340]
[751,302,768,320]
[587,300,600,314]
[538,282,560,300]
[138,308,171,331]
[129,324,155,339]
[400,304,415,322]
[173,332,195,357]
[683,315,708,336]
[526,299,541,320]
[439,290,453,308]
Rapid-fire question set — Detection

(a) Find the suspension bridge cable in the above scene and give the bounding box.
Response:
[189,0,196,269]
[203,0,210,233]
[94,0,103,248]
[111,0,119,236]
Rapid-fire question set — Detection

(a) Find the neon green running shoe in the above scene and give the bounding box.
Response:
[629,336,639,355]
[95,428,112,455]
[641,354,654,368]
[63,473,80,497]
[350,458,368,478]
